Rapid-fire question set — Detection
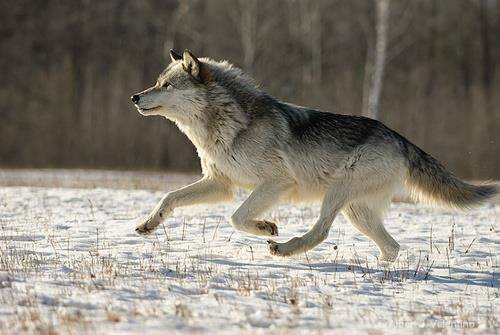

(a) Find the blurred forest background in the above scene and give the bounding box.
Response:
[0,0,499,179]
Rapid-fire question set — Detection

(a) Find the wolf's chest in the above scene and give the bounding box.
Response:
[202,150,263,187]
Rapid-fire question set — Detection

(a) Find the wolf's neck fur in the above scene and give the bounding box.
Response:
[174,95,250,157]
[173,60,272,158]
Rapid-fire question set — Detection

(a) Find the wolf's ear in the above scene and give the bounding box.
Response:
[169,49,182,62]
[182,50,201,81]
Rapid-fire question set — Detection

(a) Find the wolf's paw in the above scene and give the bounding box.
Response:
[135,224,154,235]
[256,220,278,236]
[135,220,159,236]
[267,237,303,257]
[267,240,281,256]
[267,239,295,257]
[380,243,400,262]
[135,209,170,236]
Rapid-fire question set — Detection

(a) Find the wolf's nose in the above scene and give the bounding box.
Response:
[131,95,140,104]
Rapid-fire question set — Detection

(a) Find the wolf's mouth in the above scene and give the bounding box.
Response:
[137,106,162,112]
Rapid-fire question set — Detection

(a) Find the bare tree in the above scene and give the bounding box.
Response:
[286,0,323,103]
[362,0,390,120]
[228,0,259,73]
[302,1,323,93]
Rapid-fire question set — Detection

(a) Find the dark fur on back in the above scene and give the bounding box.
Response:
[277,104,386,150]
[204,59,396,151]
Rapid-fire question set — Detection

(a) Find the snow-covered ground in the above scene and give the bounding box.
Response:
[0,174,498,334]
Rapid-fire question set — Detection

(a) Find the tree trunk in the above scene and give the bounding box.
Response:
[363,0,390,120]
[310,1,322,99]
[239,0,258,73]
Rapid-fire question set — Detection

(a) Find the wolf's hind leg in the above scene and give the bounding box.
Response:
[231,182,292,236]
[268,182,349,256]
[342,202,400,262]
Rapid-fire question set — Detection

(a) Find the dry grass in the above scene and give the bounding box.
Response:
[0,170,498,334]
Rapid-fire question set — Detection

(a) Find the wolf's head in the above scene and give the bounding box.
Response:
[131,50,211,123]
[132,50,259,149]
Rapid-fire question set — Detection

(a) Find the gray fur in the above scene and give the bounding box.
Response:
[403,142,499,209]
[131,50,499,261]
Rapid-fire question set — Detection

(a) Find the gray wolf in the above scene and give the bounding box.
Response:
[131,49,499,261]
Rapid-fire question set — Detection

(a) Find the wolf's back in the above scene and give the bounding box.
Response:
[403,142,499,209]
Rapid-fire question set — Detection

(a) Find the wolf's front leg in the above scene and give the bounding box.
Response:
[135,177,232,235]
[230,182,292,237]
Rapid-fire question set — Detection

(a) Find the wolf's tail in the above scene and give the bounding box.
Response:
[403,142,499,209]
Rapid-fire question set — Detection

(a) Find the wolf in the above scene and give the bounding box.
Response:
[131,49,498,261]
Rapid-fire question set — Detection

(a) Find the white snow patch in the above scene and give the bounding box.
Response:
[0,185,498,334]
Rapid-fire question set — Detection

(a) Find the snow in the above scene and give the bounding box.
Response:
[0,177,498,334]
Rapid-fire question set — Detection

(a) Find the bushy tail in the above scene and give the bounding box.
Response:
[404,143,499,209]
